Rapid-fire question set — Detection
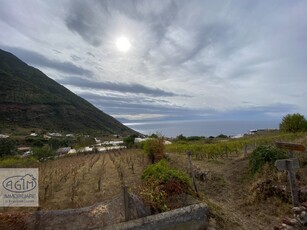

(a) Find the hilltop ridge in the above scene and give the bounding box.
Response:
[0,49,136,135]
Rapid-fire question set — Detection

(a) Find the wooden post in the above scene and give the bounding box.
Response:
[286,160,299,207]
[274,142,305,207]
[123,185,130,221]
[186,151,199,197]
[275,158,300,207]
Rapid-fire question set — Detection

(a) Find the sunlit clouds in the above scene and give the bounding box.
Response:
[0,0,306,122]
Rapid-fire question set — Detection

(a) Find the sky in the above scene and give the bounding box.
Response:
[0,0,306,124]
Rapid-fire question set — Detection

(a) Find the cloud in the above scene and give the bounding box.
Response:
[113,114,169,121]
[1,0,307,123]
[60,77,180,97]
[0,46,92,76]
[65,0,178,47]
[76,91,201,120]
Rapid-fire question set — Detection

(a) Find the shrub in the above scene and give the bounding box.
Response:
[32,145,54,161]
[249,145,287,175]
[140,160,192,213]
[141,159,191,184]
[123,135,137,148]
[0,138,17,157]
[143,137,165,163]
[279,113,307,133]
[0,156,37,168]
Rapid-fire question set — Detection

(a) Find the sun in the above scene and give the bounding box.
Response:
[116,36,131,52]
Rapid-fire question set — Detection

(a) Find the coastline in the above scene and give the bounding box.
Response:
[124,119,280,138]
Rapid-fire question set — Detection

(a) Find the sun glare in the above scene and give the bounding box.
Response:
[116,36,131,52]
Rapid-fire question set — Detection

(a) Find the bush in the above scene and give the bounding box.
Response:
[0,156,37,168]
[141,159,191,185]
[0,138,17,157]
[279,113,307,133]
[123,135,137,148]
[249,145,287,175]
[140,160,192,213]
[32,145,54,161]
[143,137,165,163]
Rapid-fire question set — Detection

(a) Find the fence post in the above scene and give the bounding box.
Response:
[275,159,300,207]
[286,161,299,207]
[186,151,199,197]
[123,185,130,221]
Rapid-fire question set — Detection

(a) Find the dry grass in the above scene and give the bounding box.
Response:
[166,140,307,230]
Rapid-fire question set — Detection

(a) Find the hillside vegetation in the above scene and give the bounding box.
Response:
[0,49,135,135]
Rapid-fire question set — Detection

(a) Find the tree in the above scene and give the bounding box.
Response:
[279,113,307,133]
[32,145,54,161]
[123,134,137,148]
[176,134,186,141]
[143,137,165,164]
[0,138,16,157]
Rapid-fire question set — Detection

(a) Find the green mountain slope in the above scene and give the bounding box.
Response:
[0,49,136,135]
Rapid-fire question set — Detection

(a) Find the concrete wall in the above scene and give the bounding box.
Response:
[25,193,207,230]
[100,203,208,230]
[26,196,125,230]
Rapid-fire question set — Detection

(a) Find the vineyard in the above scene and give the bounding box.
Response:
[1,131,307,229]
[38,149,149,210]
[165,132,306,160]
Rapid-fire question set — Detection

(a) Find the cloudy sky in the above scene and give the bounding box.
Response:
[0,0,306,124]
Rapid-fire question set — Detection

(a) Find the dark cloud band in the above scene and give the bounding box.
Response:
[0,46,92,76]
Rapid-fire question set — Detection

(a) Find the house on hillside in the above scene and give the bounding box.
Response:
[43,135,51,140]
[0,134,9,138]
[134,138,149,143]
[18,147,33,158]
[56,147,71,156]
[102,140,124,146]
[48,132,62,137]
[18,146,31,152]
[164,140,172,145]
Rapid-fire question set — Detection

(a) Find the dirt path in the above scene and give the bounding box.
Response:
[167,152,286,229]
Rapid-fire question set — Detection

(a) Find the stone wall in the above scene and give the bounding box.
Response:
[100,203,208,230]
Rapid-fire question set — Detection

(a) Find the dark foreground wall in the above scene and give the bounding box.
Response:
[26,197,207,230]
[100,203,208,230]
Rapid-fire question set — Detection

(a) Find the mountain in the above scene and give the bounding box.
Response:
[0,49,136,135]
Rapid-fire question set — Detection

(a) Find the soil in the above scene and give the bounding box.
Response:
[167,151,307,230]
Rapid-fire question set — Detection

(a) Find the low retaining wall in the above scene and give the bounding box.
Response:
[100,203,208,230]
[26,196,125,230]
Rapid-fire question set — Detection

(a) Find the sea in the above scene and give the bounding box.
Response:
[124,119,280,138]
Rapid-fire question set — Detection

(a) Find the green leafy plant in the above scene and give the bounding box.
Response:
[141,159,191,184]
[249,145,287,175]
[139,160,192,213]
[143,137,165,163]
[123,134,137,148]
[0,138,17,157]
[279,113,307,133]
[32,145,54,161]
